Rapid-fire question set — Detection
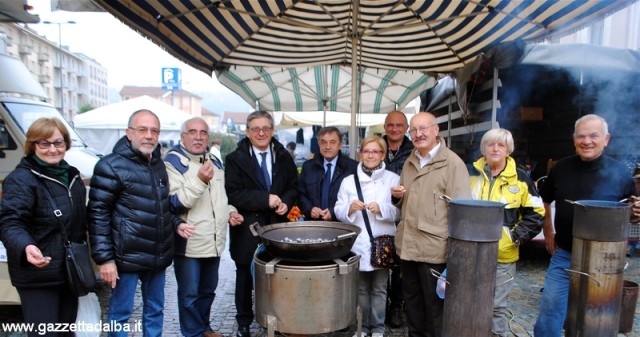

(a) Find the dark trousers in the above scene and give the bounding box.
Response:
[17,285,78,337]
[388,265,404,309]
[402,260,446,337]
[234,263,254,327]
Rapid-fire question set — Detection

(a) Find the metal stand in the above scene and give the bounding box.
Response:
[263,306,363,337]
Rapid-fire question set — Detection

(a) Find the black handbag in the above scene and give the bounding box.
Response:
[353,175,399,269]
[41,183,96,297]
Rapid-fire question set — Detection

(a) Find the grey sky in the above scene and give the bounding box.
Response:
[28,0,251,113]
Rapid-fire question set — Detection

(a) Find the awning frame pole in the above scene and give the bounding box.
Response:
[349,0,360,159]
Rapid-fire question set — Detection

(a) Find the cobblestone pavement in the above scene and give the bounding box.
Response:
[1,241,639,337]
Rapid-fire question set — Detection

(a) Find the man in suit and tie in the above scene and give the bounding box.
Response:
[298,126,358,221]
[224,111,298,337]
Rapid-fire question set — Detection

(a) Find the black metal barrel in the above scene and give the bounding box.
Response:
[566,200,630,337]
[443,200,505,337]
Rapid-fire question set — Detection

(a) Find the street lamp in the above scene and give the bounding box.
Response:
[42,20,76,120]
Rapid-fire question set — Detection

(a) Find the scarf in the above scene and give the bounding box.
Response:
[32,155,71,187]
[362,162,383,177]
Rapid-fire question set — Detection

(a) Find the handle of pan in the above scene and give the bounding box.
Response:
[336,231,358,241]
[564,199,588,210]
[439,195,452,203]
[249,222,262,237]
[564,268,601,287]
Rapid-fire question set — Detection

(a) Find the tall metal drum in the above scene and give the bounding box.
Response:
[566,200,630,337]
[443,199,505,337]
[253,249,360,334]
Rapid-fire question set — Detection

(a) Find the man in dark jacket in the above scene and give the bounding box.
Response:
[225,111,298,337]
[298,126,357,221]
[88,109,192,337]
[384,110,413,175]
[383,110,412,328]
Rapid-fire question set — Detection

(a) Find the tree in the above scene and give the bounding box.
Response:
[77,103,95,114]
[210,132,238,161]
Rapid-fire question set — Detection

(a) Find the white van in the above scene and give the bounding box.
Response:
[0,53,101,304]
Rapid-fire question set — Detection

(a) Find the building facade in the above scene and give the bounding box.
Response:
[0,22,108,121]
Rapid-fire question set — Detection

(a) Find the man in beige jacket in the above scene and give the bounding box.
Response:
[165,117,244,337]
[391,112,471,337]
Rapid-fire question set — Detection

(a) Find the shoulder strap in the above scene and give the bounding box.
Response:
[39,179,70,246]
[354,175,374,242]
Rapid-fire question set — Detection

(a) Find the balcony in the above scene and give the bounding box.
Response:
[18,45,31,55]
[38,53,49,63]
[38,75,50,83]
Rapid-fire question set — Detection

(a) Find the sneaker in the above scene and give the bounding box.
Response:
[371,333,384,337]
[352,333,367,337]
[236,326,250,337]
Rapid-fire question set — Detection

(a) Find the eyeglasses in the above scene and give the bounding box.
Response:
[409,124,437,135]
[249,126,273,134]
[361,149,383,156]
[129,127,160,136]
[36,139,66,149]
[185,129,208,138]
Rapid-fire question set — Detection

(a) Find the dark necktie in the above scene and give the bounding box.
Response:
[260,152,271,191]
[321,163,332,209]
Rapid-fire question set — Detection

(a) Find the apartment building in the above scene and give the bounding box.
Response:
[0,22,108,121]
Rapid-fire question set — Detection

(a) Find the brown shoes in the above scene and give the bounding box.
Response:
[203,331,222,337]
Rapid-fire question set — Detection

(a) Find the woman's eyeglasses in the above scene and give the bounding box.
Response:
[35,139,65,149]
[361,150,382,156]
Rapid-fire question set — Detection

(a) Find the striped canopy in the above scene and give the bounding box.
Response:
[95,0,631,74]
[93,0,632,153]
[217,65,436,113]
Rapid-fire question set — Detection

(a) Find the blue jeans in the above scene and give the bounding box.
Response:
[106,269,166,337]
[534,248,571,337]
[358,269,389,334]
[174,256,221,337]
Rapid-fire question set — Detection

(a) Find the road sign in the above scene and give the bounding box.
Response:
[162,67,181,90]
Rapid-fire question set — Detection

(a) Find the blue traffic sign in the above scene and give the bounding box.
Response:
[162,68,181,90]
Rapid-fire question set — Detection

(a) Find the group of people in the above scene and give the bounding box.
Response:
[0,109,638,337]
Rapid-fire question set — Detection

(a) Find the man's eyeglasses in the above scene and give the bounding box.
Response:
[185,130,208,138]
[249,126,273,134]
[129,127,160,136]
[362,149,383,156]
[36,139,66,149]
[409,124,437,135]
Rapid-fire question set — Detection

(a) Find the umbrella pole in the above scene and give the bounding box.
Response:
[348,0,360,159]
[323,64,328,128]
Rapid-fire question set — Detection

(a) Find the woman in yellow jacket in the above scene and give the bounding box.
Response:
[469,128,545,337]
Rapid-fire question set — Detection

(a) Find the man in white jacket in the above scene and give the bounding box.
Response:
[165,117,244,337]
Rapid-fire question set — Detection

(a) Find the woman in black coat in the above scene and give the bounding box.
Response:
[0,118,88,336]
